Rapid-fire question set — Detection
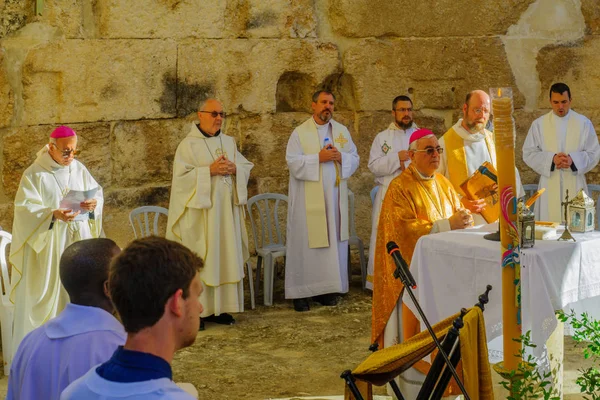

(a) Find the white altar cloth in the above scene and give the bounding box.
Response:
[402,223,600,357]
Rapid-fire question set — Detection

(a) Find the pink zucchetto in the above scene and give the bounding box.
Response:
[409,128,434,145]
[50,126,77,139]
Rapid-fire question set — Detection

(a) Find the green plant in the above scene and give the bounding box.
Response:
[499,331,561,400]
[557,309,600,399]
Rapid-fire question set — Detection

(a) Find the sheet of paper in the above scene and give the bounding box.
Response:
[59,187,98,221]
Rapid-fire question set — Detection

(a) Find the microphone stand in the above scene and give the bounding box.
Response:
[394,266,471,400]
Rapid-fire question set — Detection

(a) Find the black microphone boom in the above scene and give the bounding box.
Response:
[386,241,417,289]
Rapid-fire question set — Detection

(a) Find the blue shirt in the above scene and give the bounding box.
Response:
[97,346,172,382]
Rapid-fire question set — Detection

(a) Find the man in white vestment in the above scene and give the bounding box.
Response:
[439,90,523,225]
[10,125,103,357]
[166,99,253,329]
[285,90,360,312]
[8,239,125,400]
[366,95,418,290]
[61,237,202,399]
[523,82,600,222]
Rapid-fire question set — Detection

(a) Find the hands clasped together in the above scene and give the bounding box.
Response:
[319,144,342,163]
[449,208,474,230]
[553,152,573,170]
[210,155,237,176]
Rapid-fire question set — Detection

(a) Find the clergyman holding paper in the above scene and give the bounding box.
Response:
[10,126,103,356]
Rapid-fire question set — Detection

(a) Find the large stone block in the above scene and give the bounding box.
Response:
[111,118,190,188]
[38,0,84,38]
[537,36,600,109]
[21,39,177,125]
[328,0,534,38]
[344,37,524,112]
[581,0,600,35]
[177,39,340,115]
[93,0,316,39]
[0,53,14,128]
[2,123,111,198]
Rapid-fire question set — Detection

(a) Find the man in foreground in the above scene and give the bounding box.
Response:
[61,236,203,399]
[8,238,124,400]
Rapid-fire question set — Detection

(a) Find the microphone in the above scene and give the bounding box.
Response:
[386,241,417,289]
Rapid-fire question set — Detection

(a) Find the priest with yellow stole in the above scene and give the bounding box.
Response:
[438,90,523,224]
[372,129,472,397]
[285,90,360,312]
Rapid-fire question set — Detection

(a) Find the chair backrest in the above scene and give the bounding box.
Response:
[247,193,288,251]
[0,231,12,307]
[129,206,169,239]
[587,184,600,230]
[370,186,379,206]
[349,189,358,237]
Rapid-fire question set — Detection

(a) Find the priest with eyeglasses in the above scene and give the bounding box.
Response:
[371,129,471,398]
[10,126,104,356]
[166,99,253,330]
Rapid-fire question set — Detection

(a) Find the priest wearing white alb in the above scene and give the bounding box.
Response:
[10,126,103,357]
[439,89,523,225]
[366,95,418,290]
[285,90,360,312]
[523,82,600,222]
[166,99,253,329]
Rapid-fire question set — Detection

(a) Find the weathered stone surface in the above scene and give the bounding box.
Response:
[0,53,14,128]
[0,0,33,39]
[344,37,524,112]
[0,203,14,234]
[38,0,84,38]
[111,118,190,188]
[177,39,340,114]
[94,0,316,39]
[581,0,600,35]
[328,0,535,38]
[537,36,600,109]
[2,123,111,198]
[21,39,177,125]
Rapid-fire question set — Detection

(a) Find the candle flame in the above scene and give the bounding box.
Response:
[497,88,502,97]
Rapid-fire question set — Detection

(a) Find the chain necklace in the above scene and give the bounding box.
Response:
[203,135,232,188]
[52,164,72,198]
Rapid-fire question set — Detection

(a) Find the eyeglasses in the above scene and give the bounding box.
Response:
[413,147,444,156]
[471,108,490,115]
[394,108,413,113]
[52,144,78,157]
[199,111,227,118]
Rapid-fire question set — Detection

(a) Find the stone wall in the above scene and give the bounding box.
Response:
[1,0,599,248]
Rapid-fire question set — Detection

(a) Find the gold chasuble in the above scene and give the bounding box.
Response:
[372,164,461,350]
[444,127,496,196]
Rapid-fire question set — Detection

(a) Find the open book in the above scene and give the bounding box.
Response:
[459,161,499,223]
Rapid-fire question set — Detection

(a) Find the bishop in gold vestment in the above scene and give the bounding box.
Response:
[371,129,471,398]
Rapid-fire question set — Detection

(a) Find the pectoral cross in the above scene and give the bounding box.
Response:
[335,133,348,149]
[215,148,227,158]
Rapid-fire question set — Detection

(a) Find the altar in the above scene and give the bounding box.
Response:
[402,223,600,359]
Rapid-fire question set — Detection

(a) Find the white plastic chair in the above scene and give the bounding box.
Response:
[0,231,13,376]
[129,206,169,238]
[370,186,379,205]
[348,190,367,289]
[247,194,288,306]
[587,184,600,230]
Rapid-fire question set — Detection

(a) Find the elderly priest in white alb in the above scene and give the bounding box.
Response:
[523,82,600,222]
[10,126,103,357]
[166,99,253,330]
[285,90,360,312]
